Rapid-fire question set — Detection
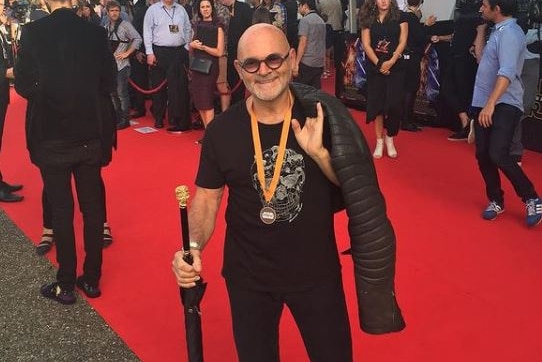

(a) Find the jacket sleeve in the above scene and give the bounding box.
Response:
[98,27,118,166]
[291,82,406,335]
[14,25,38,99]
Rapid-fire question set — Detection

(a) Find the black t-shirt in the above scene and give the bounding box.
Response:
[196,98,341,292]
[451,13,485,57]
[403,11,428,55]
[368,13,407,69]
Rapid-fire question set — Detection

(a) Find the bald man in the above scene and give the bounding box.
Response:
[172,24,352,361]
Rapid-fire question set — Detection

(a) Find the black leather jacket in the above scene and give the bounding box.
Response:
[291,83,406,334]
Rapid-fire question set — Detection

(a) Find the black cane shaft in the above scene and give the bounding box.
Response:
[176,187,205,362]
[180,207,190,251]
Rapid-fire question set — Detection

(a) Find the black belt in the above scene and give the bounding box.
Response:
[153,45,186,50]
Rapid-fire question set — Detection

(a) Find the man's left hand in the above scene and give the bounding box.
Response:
[135,52,146,64]
[291,102,327,159]
[115,51,130,60]
[478,103,495,128]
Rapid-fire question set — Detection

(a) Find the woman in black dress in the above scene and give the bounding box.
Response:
[359,0,408,159]
[189,0,225,130]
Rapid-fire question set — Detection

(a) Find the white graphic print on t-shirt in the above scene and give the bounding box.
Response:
[251,146,305,223]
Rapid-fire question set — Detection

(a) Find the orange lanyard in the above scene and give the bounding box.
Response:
[247,92,293,204]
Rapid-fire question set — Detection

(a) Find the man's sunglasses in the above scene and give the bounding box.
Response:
[238,52,290,73]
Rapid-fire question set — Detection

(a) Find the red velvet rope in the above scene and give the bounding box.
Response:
[128,78,168,95]
[127,71,243,96]
[215,78,243,96]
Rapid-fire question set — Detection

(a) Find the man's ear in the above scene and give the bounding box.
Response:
[289,47,296,64]
[234,59,243,80]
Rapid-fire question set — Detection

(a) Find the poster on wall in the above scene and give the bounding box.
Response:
[522,80,542,152]
[525,80,542,121]
[340,35,367,109]
[414,43,440,121]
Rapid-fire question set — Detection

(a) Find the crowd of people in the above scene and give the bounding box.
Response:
[0,0,540,359]
[356,0,540,226]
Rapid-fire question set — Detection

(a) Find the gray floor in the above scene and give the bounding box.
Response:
[0,209,139,361]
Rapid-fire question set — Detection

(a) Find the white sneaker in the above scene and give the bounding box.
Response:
[385,136,397,158]
[373,139,384,159]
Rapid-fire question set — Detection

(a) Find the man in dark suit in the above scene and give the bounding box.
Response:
[143,0,192,133]
[0,0,23,203]
[14,0,117,304]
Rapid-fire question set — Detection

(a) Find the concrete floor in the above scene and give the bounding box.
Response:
[0,209,139,361]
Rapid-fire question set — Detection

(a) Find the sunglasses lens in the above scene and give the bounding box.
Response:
[265,54,284,70]
[242,58,260,73]
[241,53,288,73]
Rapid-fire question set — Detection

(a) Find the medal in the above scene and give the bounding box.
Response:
[259,206,277,224]
[248,91,293,224]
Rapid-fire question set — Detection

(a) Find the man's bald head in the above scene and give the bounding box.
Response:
[234,23,294,103]
[237,24,290,61]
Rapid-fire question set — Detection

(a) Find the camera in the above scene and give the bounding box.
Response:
[7,0,30,24]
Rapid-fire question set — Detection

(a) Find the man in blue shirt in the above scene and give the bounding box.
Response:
[143,0,192,132]
[472,0,541,227]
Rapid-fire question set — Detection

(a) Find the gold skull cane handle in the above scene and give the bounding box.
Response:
[175,185,190,209]
[175,186,192,263]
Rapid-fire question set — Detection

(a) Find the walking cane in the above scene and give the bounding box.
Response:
[175,186,206,362]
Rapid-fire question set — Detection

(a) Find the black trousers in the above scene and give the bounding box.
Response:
[440,55,478,116]
[36,139,105,290]
[0,97,8,187]
[129,55,149,114]
[403,53,423,125]
[226,275,352,362]
[43,178,107,230]
[474,104,538,205]
[296,63,323,90]
[150,45,191,129]
[332,30,346,98]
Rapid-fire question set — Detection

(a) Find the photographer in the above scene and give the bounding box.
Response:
[104,0,141,130]
[6,0,30,24]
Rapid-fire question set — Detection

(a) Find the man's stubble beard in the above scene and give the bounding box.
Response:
[244,70,292,103]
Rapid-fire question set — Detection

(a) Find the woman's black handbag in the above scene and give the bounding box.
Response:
[189,57,212,74]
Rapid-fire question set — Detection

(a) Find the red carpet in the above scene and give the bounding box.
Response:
[1,81,541,361]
